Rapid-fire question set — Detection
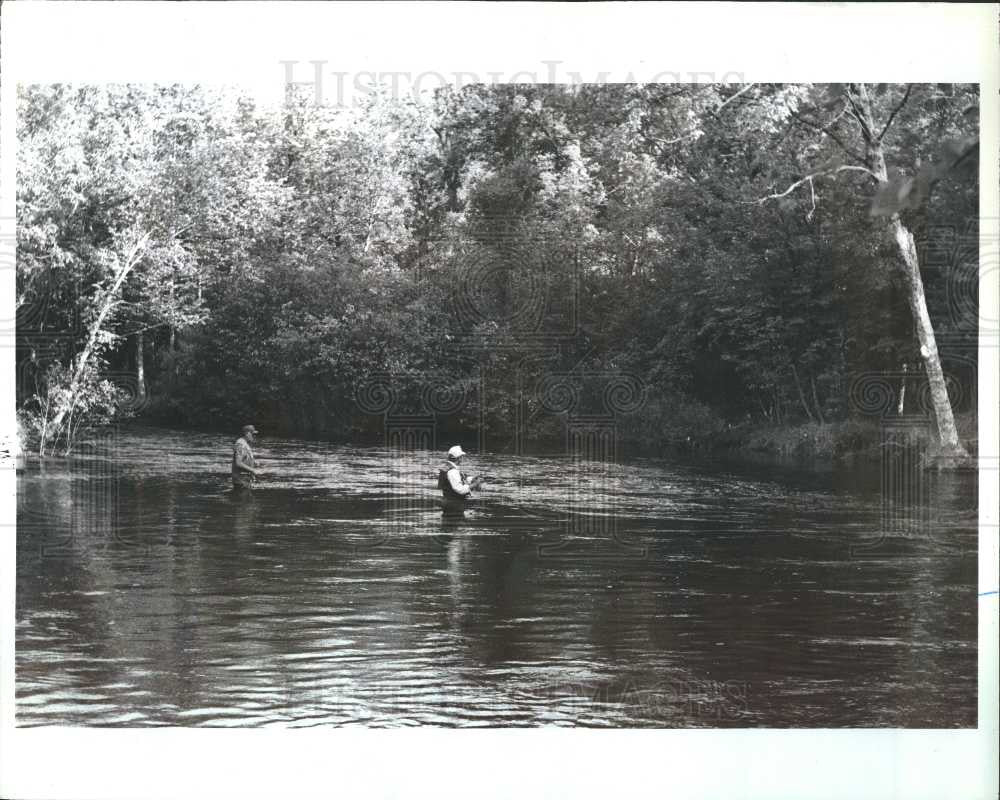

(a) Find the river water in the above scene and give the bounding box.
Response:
[15,427,978,727]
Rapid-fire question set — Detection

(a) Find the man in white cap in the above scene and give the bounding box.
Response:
[437,445,482,507]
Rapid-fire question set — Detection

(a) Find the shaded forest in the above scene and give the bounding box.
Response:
[15,83,978,460]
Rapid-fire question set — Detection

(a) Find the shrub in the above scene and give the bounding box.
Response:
[19,361,128,457]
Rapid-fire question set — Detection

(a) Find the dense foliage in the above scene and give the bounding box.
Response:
[16,84,978,452]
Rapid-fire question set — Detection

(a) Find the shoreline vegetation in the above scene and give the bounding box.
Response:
[14,409,978,475]
[134,393,977,467]
[667,411,978,466]
[15,84,979,469]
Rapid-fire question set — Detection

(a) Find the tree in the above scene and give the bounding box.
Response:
[17,85,288,453]
[16,82,978,454]
[749,83,974,463]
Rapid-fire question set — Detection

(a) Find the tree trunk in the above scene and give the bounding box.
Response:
[892,217,967,457]
[42,233,149,453]
[168,325,177,388]
[849,83,968,463]
[897,362,907,415]
[791,364,816,423]
[136,330,146,400]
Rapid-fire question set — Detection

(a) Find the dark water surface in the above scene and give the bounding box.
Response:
[16,427,978,727]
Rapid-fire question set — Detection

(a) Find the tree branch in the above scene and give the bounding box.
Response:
[714,83,757,115]
[876,84,912,142]
[117,321,170,338]
[647,131,698,148]
[946,137,979,173]
[788,107,867,164]
[845,85,874,144]
[750,165,878,205]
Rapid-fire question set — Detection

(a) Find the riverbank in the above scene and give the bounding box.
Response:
[661,411,978,465]
[15,407,978,474]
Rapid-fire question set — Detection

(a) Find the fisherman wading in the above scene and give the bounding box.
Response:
[437,445,482,512]
[232,425,262,492]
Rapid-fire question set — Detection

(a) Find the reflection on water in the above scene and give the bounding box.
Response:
[16,427,977,727]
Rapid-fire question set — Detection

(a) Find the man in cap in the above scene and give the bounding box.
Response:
[232,424,262,491]
[437,445,482,508]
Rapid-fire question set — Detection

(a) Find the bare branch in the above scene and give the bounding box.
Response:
[648,132,698,147]
[845,85,874,144]
[788,107,867,164]
[876,84,912,142]
[714,83,757,115]
[842,104,867,141]
[117,321,170,338]
[750,164,878,205]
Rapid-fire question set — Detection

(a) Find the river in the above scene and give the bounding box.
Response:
[15,426,978,727]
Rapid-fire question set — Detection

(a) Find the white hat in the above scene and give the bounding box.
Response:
[447,445,466,459]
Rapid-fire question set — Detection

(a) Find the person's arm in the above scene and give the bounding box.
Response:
[447,467,471,496]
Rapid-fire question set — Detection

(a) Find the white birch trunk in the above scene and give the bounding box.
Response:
[851,84,968,462]
[41,233,149,453]
[136,329,146,400]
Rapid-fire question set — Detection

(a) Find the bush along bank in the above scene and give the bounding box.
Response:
[659,412,978,467]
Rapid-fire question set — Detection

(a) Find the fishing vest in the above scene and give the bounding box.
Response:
[437,461,465,499]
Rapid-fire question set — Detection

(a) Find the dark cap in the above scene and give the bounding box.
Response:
[242,425,259,435]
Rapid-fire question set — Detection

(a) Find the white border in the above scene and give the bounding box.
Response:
[1,3,997,799]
